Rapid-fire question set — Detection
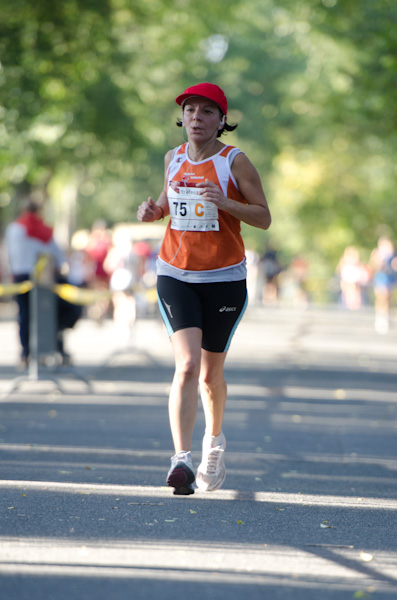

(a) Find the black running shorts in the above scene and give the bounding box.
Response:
[157,275,248,353]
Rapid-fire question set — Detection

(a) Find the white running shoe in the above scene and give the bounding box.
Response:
[196,432,226,491]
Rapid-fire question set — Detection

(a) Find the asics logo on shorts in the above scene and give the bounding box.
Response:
[163,299,173,318]
[219,306,237,312]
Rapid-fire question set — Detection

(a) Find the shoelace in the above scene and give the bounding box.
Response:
[172,452,192,468]
[175,452,190,460]
[204,447,223,474]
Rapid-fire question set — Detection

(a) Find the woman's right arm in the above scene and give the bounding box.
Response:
[137,150,173,222]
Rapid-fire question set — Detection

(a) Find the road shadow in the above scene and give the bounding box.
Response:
[1,351,397,599]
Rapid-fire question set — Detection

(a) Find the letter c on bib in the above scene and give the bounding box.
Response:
[195,203,204,217]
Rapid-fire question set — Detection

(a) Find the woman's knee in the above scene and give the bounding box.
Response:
[175,355,201,383]
[199,367,225,390]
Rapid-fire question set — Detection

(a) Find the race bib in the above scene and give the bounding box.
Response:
[167,182,219,232]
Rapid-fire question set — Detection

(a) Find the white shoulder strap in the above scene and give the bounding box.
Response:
[170,145,182,163]
[228,147,243,169]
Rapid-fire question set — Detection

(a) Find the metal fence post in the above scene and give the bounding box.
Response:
[3,254,90,398]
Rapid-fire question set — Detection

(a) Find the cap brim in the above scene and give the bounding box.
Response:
[175,93,191,106]
[176,93,225,114]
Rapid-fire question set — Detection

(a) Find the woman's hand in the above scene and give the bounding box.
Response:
[137,197,163,222]
[198,155,271,231]
[196,180,229,210]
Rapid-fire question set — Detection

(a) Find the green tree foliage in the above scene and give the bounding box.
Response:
[0,0,396,296]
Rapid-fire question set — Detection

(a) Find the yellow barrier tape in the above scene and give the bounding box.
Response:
[33,255,51,279]
[53,284,114,306]
[145,287,158,303]
[0,281,34,296]
[0,280,156,305]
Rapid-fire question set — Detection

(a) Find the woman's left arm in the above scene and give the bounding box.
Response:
[197,153,271,230]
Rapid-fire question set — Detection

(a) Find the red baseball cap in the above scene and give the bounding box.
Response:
[175,83,228,116]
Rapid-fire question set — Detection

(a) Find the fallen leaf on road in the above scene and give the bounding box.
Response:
[320,521,336,528]
[360,552,373,562]
[237,520,244,525]
[190,509,197,514]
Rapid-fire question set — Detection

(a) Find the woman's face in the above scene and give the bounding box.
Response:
[182,96,223,142]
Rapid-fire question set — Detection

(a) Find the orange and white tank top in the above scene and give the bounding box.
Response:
[158,143,247,274]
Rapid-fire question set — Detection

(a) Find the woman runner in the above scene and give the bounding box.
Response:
[137,82,271,494]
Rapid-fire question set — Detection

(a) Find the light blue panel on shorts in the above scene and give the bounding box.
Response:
[158,297,174,337]
[223,291,248,352]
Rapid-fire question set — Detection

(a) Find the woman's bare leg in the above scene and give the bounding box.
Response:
[169,327,202,453]
[199,349,228,436]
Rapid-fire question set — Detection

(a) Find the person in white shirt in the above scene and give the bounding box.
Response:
[5,199,80,366]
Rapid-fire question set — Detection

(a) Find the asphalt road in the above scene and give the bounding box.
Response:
[0,303,397,599]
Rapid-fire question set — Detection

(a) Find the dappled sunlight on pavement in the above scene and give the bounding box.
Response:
[0,305,397,599]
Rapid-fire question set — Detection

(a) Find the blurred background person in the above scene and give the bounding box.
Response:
[278,255,309,307]
[369,236,397,334]
[67,229,96,291]
[5,198,81,367]
[103,228,141,343]
[336,245,369,311]
[85,219,113,322]
[259,242,283,305]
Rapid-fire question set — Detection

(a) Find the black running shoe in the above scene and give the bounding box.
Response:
[166,451,195,495]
